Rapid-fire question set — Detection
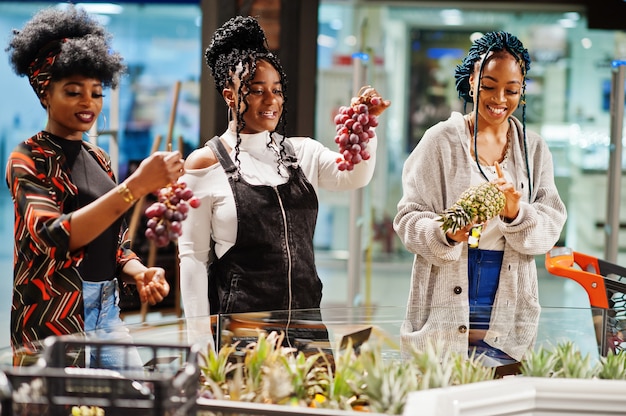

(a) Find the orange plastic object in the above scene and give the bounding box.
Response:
[545,247,609,309]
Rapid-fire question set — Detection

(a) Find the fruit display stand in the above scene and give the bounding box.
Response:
[0,304,610,415]
[403,376,626,415]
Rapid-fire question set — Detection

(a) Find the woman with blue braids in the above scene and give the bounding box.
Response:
[394,31,567,366]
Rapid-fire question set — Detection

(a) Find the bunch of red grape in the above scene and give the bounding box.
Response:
[333,96,381,171]
[144,182,201,247]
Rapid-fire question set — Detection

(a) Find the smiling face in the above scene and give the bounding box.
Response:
[42,75,104,140]
[470,51,524,128]
[224,59,284,134]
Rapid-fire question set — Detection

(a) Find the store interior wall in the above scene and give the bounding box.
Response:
[315,3,626,267]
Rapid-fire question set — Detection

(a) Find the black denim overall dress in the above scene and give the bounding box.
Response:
[206,136,323,316]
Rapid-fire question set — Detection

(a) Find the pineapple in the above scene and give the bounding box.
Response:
[439,182,506,234]
[552,341,597,379]
[519,345,559,378]
[597,349,626,380]
[520,342,597,379]
[357,342,418,415]
[450,350,496,385]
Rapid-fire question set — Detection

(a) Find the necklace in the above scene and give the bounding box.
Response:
[467,118,511,175]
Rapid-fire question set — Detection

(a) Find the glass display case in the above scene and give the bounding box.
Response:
[5,241,626,414]
[0,300,616,415]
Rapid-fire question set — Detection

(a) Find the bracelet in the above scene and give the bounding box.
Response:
[117,183,136,204]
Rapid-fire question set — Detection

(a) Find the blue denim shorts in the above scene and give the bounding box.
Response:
[82,279,143,369]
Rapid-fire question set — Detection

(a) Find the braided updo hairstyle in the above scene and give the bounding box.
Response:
[6,4,125,104]
[454,31,533,198]
[454,31,530,104]
[205,16,289,172]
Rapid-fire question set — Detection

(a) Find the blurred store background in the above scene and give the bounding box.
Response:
[0,0,625,351]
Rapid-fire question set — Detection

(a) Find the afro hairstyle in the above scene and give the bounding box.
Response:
[6,4,125,91]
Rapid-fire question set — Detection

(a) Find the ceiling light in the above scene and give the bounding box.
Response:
[58,3,124,15]
[440,9,463,26]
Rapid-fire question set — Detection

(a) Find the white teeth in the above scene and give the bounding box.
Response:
[488,106,505,114]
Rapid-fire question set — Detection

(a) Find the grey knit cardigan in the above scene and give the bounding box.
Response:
[394,111,567,361]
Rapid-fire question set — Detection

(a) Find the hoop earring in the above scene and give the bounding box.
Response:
[98,113,108,134]
[469,89,474,97]
[227,107,233,123]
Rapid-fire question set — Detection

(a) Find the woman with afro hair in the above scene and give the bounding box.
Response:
[178,16,390,343]
[394,31,566,366]
[6,5,185,366]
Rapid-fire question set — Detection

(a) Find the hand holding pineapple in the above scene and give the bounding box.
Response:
[439,181,505,239]
[439,162,520,243]
[493,162,521,221]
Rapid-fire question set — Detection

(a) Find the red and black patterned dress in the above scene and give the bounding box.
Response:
[5,131,138,363]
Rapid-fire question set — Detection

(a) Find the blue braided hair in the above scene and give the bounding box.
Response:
[454,31,533,200]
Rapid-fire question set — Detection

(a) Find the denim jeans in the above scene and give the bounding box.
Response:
[467,248,516,365]
[83,279,143,370]
[468,248,503,329]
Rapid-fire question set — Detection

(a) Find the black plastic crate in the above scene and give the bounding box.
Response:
[4,336,200,416]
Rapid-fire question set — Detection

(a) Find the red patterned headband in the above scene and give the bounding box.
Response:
[27,38,67,98]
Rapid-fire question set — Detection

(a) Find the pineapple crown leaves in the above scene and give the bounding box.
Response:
[407,340,455,390]
[357,342,418,415]
[520,342,598,379]
[244,331,295,390]
[451,350,496,385]
[439,181,506,233]
[363,361,418,415]
[519,345,559,378]
[261,359,294,404]
[200,343,239,385]
[215,330,332,406]
[279,351,330,404]
[597,349,626,380]
[326,338,363,404]
[553,342,596,379]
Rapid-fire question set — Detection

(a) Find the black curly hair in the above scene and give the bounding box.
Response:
[205,15,289,174]
[454,31,533,198]
[6,4,125,103]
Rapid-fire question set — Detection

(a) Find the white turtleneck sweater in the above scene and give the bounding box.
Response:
[178,129,377,318]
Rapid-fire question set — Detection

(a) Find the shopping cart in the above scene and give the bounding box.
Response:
[545,246,626,356]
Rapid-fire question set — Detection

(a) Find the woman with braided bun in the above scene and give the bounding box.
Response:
[394,31,566,366]
[178,15,389,340]
[6,5,185,366]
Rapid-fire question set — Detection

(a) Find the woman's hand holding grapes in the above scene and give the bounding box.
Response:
[333,86,391,171]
